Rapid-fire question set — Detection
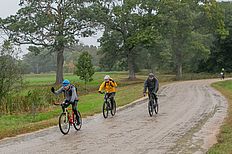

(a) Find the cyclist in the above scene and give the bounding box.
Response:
[98,75,117,109]
[220,68,225,80]
[143,73,159,103]
[51,79,80,125]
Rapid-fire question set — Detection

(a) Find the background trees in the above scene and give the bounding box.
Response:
[0,41,22,101]
[0,0,230,80]
[75,51,95,90]
[0,0,96,84]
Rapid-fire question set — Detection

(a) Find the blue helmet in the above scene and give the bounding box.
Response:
[62,79,70,87]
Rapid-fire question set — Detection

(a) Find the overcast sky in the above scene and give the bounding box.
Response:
[0,0,231,55]
[0,0,101,56]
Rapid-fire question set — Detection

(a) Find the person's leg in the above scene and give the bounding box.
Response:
[105,93,111,108]
[72,101,80,125]
[109,92,116,109]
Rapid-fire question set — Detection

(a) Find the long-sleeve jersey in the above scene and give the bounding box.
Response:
[143,77,159,93]
[98,79,117,93]
[54,85,78,102]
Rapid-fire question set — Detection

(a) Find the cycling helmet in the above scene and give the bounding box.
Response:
[62,79,70,87]
[104,75,110,80]
[148,73,154,77]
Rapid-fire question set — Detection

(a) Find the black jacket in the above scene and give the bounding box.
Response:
[143,77,159,93]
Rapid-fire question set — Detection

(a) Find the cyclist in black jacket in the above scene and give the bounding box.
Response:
[143,73,159,102]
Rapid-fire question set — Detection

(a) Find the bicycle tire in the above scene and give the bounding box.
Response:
[154,101,159,114]
[59,112,70,135]
[111,100,116,116]
[148,100,154,117]
[73,111,82,131]
[103,101,109,118]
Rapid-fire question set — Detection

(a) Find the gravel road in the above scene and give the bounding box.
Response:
[0,79,228,154]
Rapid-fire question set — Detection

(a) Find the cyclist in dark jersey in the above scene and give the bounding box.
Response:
[143,73,159,102]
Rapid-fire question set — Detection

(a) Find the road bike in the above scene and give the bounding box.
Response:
[102,93,116,118]
[55,102,82,135]
[148,93,158,117]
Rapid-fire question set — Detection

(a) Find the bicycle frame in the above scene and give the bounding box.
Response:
[65,108,75,125]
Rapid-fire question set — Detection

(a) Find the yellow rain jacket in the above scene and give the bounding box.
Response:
[98,79,117,93]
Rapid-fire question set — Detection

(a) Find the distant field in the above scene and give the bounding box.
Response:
[23,72,132,86]
[208,80,232,153]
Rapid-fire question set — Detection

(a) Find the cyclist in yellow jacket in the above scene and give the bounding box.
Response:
[98,75,117,109]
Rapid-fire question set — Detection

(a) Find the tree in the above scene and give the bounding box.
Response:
[93,0,162,79]
[0,0,96,84]
[158,0,227,79]
[0,41,22,101]
[75,51,95,89]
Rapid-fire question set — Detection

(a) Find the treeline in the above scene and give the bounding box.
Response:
[0,1,232,81]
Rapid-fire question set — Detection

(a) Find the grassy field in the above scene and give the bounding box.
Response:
[207,80,232,154]
[0,72,149,139]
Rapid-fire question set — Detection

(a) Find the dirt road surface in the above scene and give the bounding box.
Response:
[0,79,228,154]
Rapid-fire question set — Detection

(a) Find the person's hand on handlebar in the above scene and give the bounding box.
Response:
[143,92,146,97]
[98,91,104,94]
[51,87,55,93]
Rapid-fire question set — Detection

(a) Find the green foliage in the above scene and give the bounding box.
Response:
[0,0,97,83]
[75,51,95,85]
[199,2,232,73]
[0,42,22,102]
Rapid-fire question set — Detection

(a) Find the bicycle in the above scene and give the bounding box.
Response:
[148,93,158,117]
[54,102,82,135]
[101,93,116,118]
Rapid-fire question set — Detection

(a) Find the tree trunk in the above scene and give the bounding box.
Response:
[56,49,64,84]
[128,52,136,80]
[175,49,182,80]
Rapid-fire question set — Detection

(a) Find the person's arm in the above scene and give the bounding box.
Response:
[155,77,159,93]
[98,82,105,93]
[51,87,63,95]
[70,87,77,102]
[143,80,148,94]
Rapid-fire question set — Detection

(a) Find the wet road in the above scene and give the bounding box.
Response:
[0,79,228,154]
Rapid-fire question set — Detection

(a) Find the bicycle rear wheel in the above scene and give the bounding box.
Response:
[111,100,116,116]
[59,112,70,135]
[73,111,82,131]
[148,100,154,117]
[103,102,109,118]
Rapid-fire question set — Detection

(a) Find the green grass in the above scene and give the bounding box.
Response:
[0,82,144,139]
[0,72,148,139]
[207,80,232,154]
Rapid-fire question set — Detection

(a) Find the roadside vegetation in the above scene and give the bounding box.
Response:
[0,72,147,139]
[208,80,232,154]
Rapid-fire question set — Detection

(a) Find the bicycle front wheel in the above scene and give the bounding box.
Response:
[59,112,70,135]
[111,100,116,116]
[148,100,154,117]
[154,102,159,114]
[73,111,82,131]
[103,102,109,118]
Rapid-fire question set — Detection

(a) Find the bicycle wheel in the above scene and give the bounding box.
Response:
[73,111,82,131]
[103,101,109,118]
[154,101,159,114]
[59,112,70,135]
[148,100,154,117]
[111,100,116,116]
